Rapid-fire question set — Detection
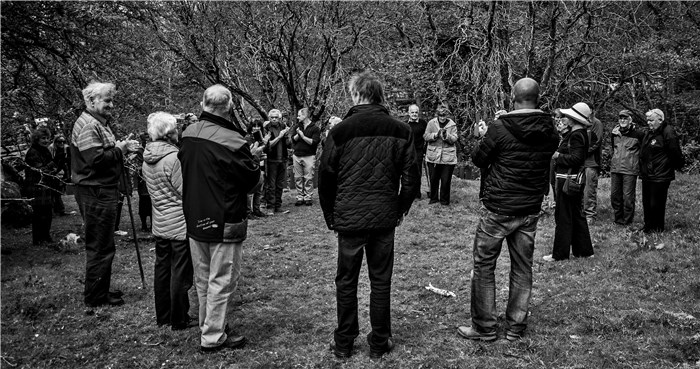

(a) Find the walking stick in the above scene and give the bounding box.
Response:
[423,158,431,195]
[121,162,147,289]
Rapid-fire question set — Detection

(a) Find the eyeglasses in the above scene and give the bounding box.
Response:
[619,116,630,119]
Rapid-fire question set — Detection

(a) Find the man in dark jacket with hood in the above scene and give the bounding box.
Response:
[319,71,419,360]
[178,84,261,352]
[458,78,559,342]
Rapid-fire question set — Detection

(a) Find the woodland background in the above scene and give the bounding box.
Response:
[2,1,700,171]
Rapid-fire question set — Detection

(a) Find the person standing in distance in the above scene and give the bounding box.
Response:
[406,104,428,199]
[319,71,419,359]
[291,108,321,206]
[458,78,558,341]
[178,84,262,352]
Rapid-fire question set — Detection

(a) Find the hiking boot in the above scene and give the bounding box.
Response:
[457,326,497,342]
[367,334,394,359]
[329,340,352,359]
[505,330,524,341]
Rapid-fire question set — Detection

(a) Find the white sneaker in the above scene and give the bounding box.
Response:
[542,254,556,262]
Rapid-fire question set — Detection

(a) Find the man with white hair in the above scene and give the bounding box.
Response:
[406,104,427,199]
[71,81,140,307]
[178,84,261,352]
[264,108,291,212]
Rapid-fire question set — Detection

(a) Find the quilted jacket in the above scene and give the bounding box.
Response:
[472,109,559,216]
[142,140,186,241]
[318,104,420,232]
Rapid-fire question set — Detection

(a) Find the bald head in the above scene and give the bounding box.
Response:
[512,78,540,109]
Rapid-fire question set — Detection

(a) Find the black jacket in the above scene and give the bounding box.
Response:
[472,109,559,216]
[178,111,260,243]
[318,104,419,231]
[555,129,589,175]
[640,122,684,182]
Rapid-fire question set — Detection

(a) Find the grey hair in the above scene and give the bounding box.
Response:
[268,109,282,118]
[202,84,232,113]
[82,81,116,105]
[147,112,178,141]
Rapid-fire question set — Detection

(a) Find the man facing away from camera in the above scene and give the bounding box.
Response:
[319,71,419,359]
[459,77,559,342]
[178,84,262,352]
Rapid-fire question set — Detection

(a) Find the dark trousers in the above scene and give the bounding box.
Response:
[335,228,395,351]
[154,237,193,327]
[266,160,286,210]
[415,155,425,198]
[115,196,124,231]
[139,195,152,229]
[610,173,637,225]
[642,180,670,233]
[429,163,455,204]
[552,178,594,260]
[53,192,65,215]
[75,185,118,305]
[31,202,53,244]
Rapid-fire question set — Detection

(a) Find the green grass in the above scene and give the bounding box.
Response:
[2,175,699,368]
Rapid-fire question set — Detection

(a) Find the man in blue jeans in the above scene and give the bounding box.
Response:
[459,78,559,341]
[319,71,419,359]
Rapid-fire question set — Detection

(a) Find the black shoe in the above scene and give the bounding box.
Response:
[304,200,312,206]
[86,295,124,308]
[252,209,267,217]
[367,334,394,359]
[172,317,198,331]
[200,335,246,352]
[329,340,352,359]
[428,199,439,204]
[109,289,123,298]
[274,207,282,213]
[295,200,304,206]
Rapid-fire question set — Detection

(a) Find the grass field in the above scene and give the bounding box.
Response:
[1,175,699,368]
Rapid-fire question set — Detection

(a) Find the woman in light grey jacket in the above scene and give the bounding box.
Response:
[424,104,459,205]
[142,112,194,330]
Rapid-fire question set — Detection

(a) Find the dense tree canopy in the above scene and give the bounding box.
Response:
[2,1,699,168]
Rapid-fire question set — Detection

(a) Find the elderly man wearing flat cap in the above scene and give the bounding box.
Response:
[609,110,645,226]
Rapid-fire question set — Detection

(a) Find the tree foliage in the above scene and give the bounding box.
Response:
[2,1,699,167]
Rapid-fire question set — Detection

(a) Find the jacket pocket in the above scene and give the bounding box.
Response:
[441,146,457,163]
[222,220,248,243]
[426,145,440,162]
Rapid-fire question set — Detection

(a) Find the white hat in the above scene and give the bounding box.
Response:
[560,102,591,126]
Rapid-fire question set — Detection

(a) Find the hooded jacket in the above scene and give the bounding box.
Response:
[142,140,185,241]
[640,121,684,182]
[424,117,458,165]
[318,104,419,231]
[472,109,559,216]
[178,111,261,243]
[610,124,645,176]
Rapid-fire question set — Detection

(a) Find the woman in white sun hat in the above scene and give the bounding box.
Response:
[543,102,594,262]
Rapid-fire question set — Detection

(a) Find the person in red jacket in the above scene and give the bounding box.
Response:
[319,71,419,359]
[178,84,262,352]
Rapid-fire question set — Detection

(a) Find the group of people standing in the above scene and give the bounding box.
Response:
[22,71,685,358]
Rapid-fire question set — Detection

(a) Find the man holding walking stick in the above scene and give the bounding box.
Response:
[70,81,140,307]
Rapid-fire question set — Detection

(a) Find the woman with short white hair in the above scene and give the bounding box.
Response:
[639,109,685,235]
[142,111,194,330]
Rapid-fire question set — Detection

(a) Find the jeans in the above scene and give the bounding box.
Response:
[552,178,594,260]
[247,171,265,213]
[334,228,395,351]
[74,185,119,305]
[582,167,599,220]
[429,163,455,204]
[293,155,315,201]
[265,160,286,210]
[610,173,637,225]
[189,239,242,348]
[642,180,670,233]
[154,237,193,327]
[471,208,539,334]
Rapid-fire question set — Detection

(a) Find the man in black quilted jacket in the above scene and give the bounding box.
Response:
[457,78,559,342]
[319,71,419,360]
